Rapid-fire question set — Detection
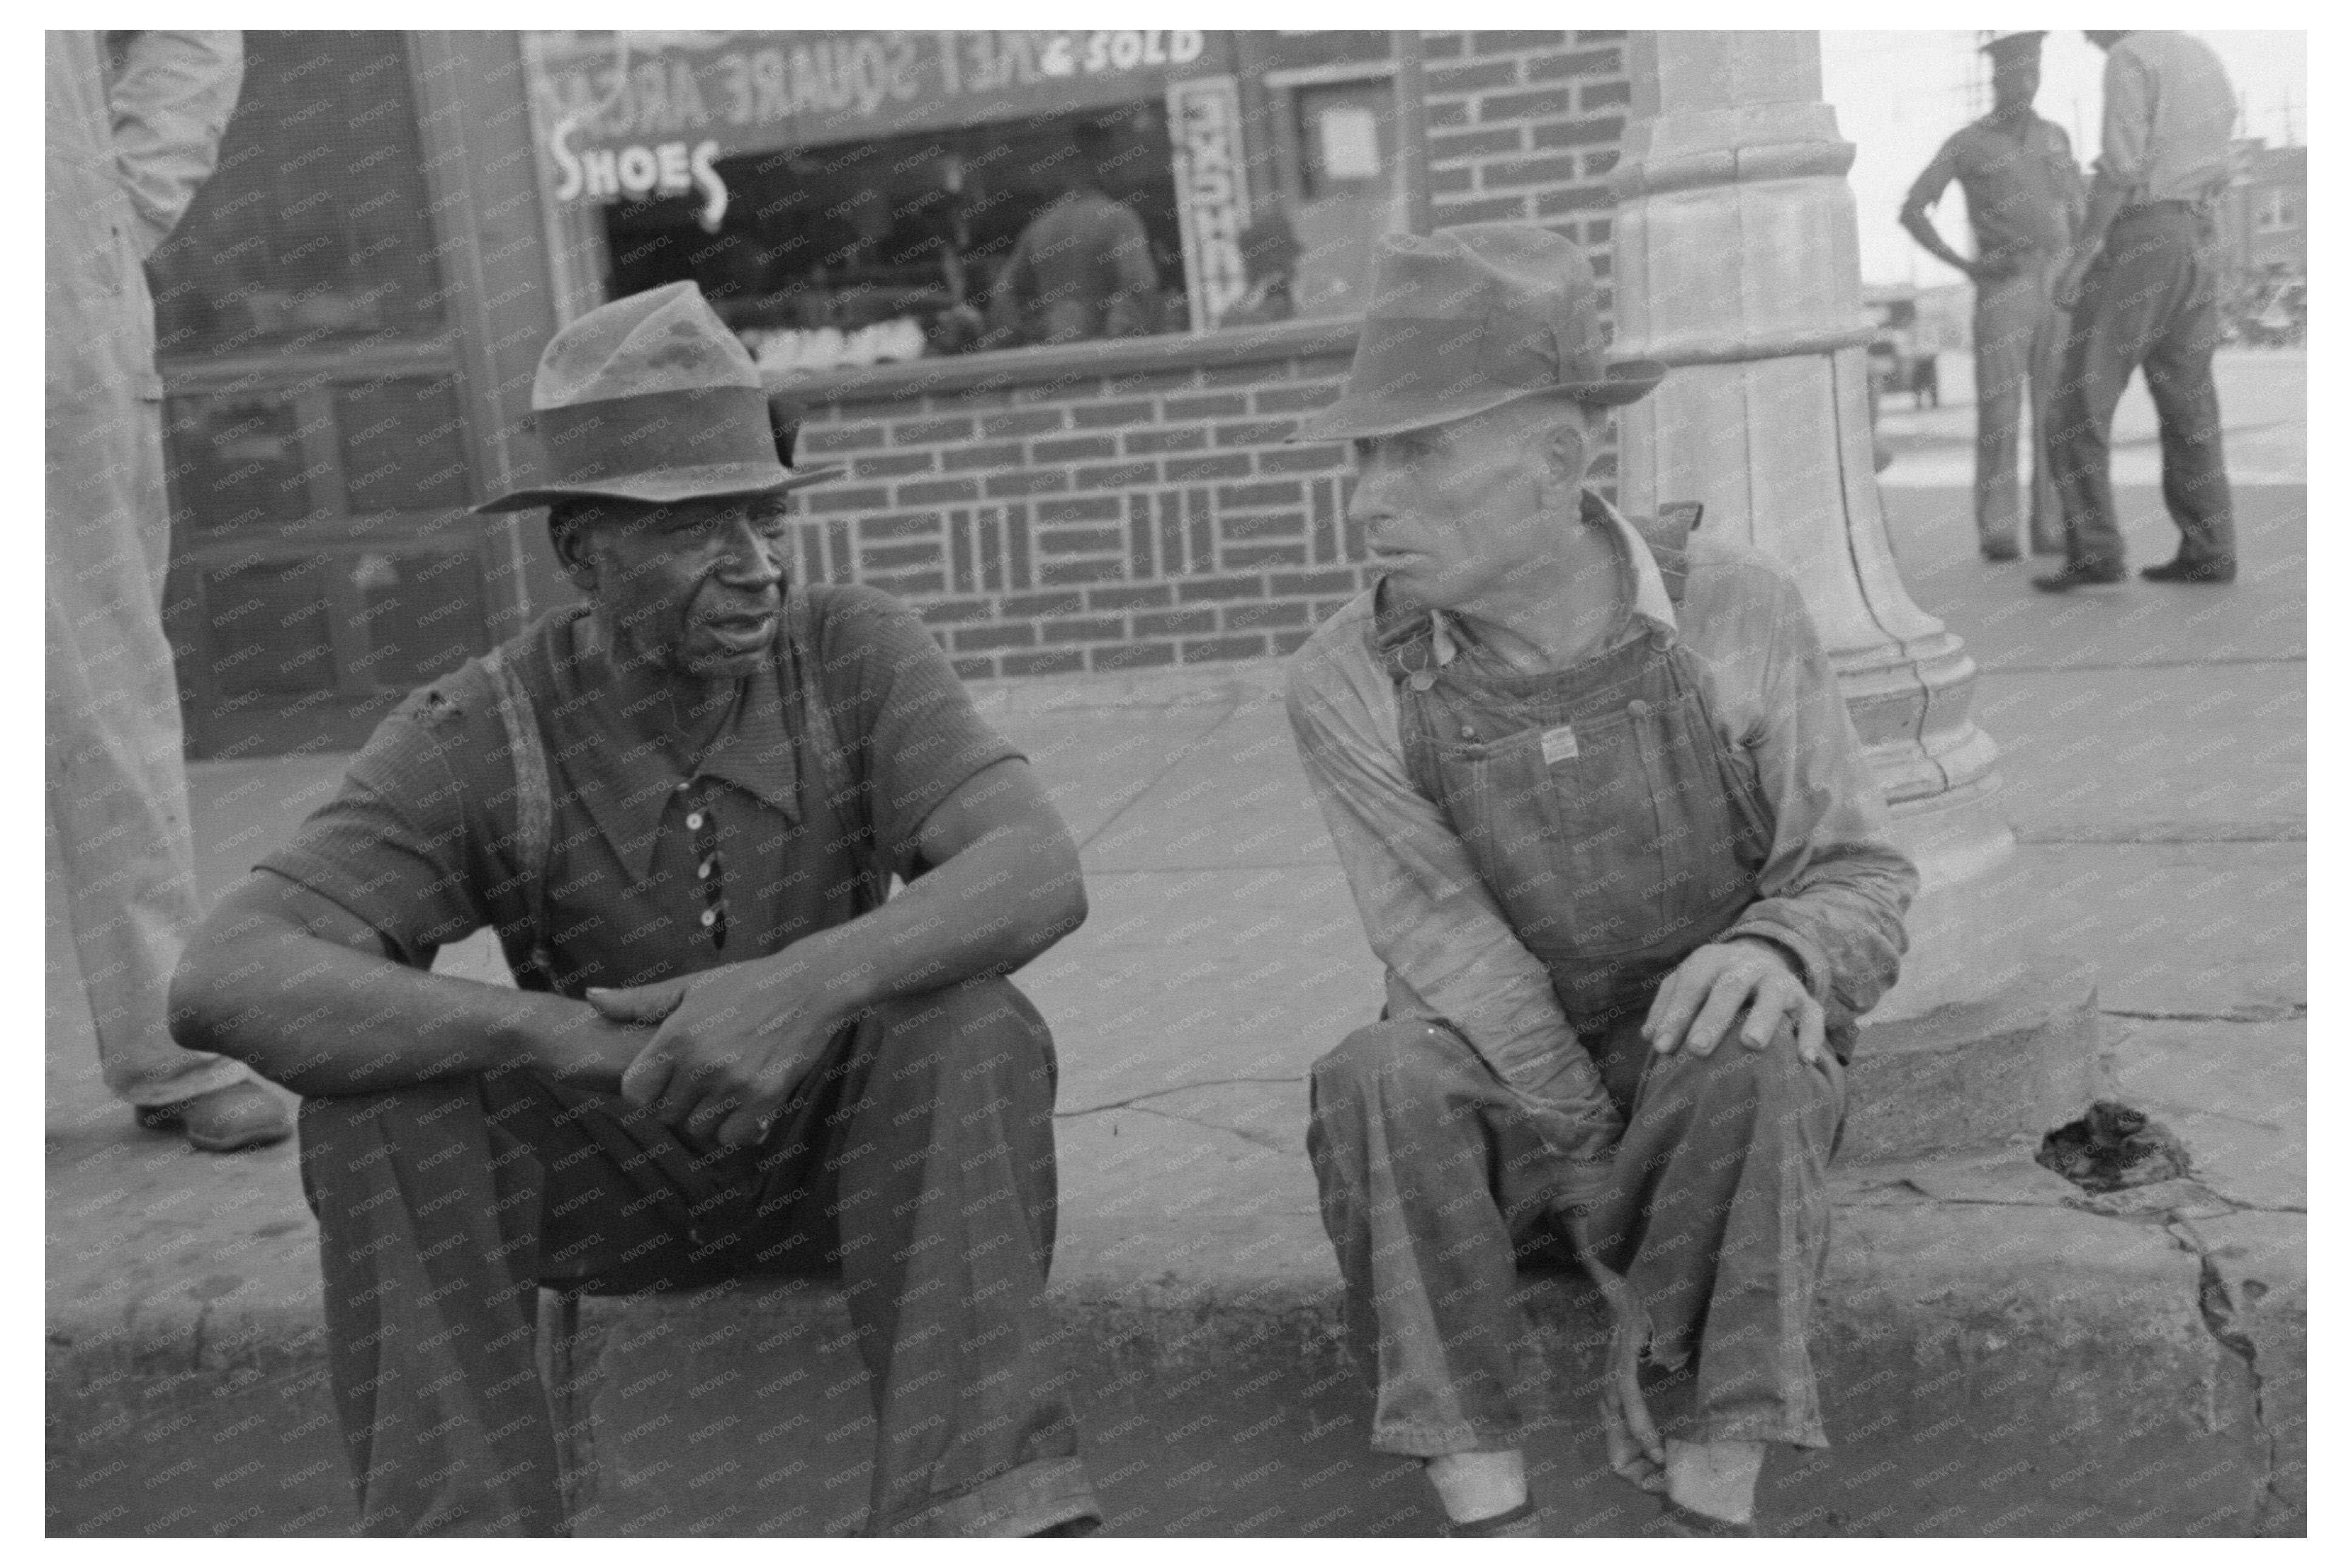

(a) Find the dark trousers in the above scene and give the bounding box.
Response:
[297,978,1096,1537]
[1306,1013,1843,1457]
[2047,204,2237,571]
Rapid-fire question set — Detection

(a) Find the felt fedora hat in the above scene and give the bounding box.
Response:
[1981,29,2048,51]
[475,281,842,514]
[1295,224,1666,443]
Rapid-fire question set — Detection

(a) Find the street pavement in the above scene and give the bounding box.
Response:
[47,399,2305,1535]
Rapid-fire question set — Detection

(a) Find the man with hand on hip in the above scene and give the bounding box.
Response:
[1900,28,2085,561]
[1284,226,1917,1537]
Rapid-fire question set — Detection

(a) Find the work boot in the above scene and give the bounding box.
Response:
[2139,554,2237,584]
[134,1081,292,1153]
[2030,559,2127,593]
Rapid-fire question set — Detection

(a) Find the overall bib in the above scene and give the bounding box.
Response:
[1305,567,1848,1458]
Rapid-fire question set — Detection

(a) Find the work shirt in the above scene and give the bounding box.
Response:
[259,586,1021,994]
[2096,31,2237,208]
[987,188,1161,346]
[1286,493,1917,1116]
[1905,114,2083,265]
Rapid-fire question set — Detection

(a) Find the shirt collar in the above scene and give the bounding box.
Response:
[1424,489,1680,667]
[552,616,803,882]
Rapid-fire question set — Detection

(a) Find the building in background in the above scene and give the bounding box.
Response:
[2213,136,2305,344]
[154,29,1631,757]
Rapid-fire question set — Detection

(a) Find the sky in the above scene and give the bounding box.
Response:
[1822,30,2308,287]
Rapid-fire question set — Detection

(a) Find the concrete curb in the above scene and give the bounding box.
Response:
[47,1150,2303,1536]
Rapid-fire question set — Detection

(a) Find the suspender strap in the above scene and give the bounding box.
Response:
[482,639,562,992]
[782,583,891,913]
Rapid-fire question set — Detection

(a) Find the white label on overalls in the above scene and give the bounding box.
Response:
[1541,724,1579,763]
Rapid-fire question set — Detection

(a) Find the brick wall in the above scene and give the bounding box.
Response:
[1422,31,1628,282]
[782,30,1632,682]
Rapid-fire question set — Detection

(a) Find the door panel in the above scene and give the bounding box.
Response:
[150,30,490,758]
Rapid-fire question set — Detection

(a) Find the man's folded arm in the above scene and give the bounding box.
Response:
[1285,672,1622,1172]
[1719,577,1920,1036]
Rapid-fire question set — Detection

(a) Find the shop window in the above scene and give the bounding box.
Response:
[144,30,448,360]
[604,103,1196,371]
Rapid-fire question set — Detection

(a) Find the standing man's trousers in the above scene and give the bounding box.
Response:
[1307,1012,1844,1456]
[298,977,1098,1537]
[46,235,248,1110]
[2047,202,2237,573]
[1973,252,2067,555]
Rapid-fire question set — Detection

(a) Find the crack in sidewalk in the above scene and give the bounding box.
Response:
[2103,1004,2305,1023]
[1057,1076,1305,1119]
[2166,1215,2291,1531]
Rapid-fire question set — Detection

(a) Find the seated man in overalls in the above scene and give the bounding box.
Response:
[168,283,1102,1537]
[1284,227,1919,1536]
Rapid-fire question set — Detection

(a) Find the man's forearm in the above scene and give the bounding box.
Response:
[173,923,620,1098]
[1900,209,1972,275]
[773,823,1085,1023]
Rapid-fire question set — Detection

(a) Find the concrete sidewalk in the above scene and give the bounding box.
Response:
[47,483,2303,1536]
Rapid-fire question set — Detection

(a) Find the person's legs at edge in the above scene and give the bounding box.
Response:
[2139,210,2237,576]
[45,303,278,1145]
[744,977,1097,1538]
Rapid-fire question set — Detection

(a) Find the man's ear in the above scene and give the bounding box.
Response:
[1541,404,1597,493]
[548,507,600,592]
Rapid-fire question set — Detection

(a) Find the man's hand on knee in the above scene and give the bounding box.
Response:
[1642,939,1827,1067]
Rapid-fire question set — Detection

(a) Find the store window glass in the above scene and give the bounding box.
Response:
[604,103,1191,373]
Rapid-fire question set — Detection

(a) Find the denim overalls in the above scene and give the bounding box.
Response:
[1305,518,1848,1457]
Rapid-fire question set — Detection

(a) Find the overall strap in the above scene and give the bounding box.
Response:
[481,639,563,992]
[783,583,892,912]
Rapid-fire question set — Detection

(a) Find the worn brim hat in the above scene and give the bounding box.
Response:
[1981,29,2048,51]
[1295,224,1666,443]
[476,280,842,514]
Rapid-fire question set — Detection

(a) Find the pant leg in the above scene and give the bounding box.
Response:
[1578,1020,1846,1449]
[2048,227,2178,571]
[1972,270,2035,550]
[733,978,1097,1538]
[45,292,245,1108]
[2140,212,2236,564]
[298,1068,739,1536]
[2024,253,2069,552]
[1305,1018,1569,1458]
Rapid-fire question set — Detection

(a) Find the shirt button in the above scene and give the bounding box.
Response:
[700,909,718,928]
[1628,698,1652,718]
[675,780,692,794]
[698,858,716,879]
[686,811,706,830]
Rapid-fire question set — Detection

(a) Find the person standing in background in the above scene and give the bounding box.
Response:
[983,120,1161,348]
[2036,30,2241,591]
[1899,29,2085,561]
[46,32,285,1151]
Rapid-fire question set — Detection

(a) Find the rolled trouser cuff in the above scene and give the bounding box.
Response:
[866,1455,1099,1538]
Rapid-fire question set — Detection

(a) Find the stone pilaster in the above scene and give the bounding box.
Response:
[1608,31,2095,1135]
